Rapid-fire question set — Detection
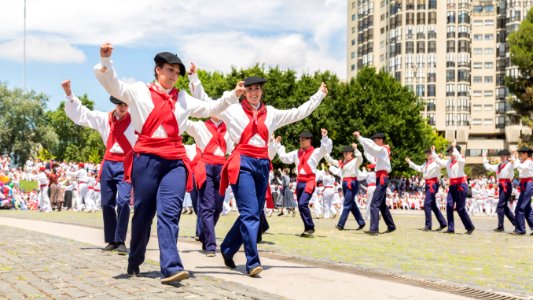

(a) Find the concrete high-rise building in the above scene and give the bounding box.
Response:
[347,0,532,163]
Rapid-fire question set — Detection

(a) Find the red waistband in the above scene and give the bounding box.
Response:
[343,177,358,182]
[450,177,466,185]
[78,182,86,184]
[297,173,316,183]
[520,177,532,184]
[324,186,334,188]
[201,153,226,165]
[40,184,47,188]
[368,183,376,187]
[219,144,270,195]
[376,170,388,178]
[498,179,512,183]
[88,187,94,190]
[103,151,126,162]
[425,177,439,185]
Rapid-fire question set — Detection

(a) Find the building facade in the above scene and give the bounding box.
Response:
[347,0,532,163]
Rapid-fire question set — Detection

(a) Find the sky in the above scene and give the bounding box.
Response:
[0,0,347,112]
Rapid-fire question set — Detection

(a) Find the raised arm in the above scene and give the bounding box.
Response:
[324,154,340,167]
[276,137,297,165]
[364,151,376,165]
[354,146,363,168]
[186,81,244,118]
[357,136,387,159]
[62,80,107,132]
[405,157,424,173]
[93,43,145,106]
[271,83,328,131]
[316,128,333,159]
[482,153,498,173]
[329,165,342,177]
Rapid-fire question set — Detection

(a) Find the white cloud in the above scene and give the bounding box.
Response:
[0,0,346,77]
[0,36,85,63]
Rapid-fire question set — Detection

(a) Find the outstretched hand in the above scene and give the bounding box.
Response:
[321,128,328,137]
[351,143,358,150]
[405,157,411,163]
[61,80,72,97]
[276,136,282,144]
[188,63,197,75]
[320,82,328,95]
[353,131,360,139]
[100,42,113,58]
[235,81,246,97]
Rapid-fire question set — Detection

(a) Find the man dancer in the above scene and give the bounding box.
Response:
[355,132,396,235]
[511,147,533,235]
[406,146,447,231]
[482,149,516,232]
[63,80,134,254]
[325,144,365,231]
[435,142,475,234]
[275,129,332,236]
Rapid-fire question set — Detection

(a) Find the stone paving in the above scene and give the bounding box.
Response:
[0,225,283,299]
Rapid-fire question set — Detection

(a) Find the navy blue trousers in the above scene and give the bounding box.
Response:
[198,163,224,252]
[100,160,131,243]
[369,177,395,232]
[423,183,447,229]
[128,154,187,277]
[337,180,365,229]
[514,181,533,233]
[190,175,202,238]
[221,155,270,272]
[446,183,474,232]
[296,182,315,231]
[497,182,516,229]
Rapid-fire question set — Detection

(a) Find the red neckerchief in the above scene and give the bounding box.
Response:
[297,146,316,194]
[497,162,508,175]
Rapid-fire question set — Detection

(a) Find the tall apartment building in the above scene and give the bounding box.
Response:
[347,0,532,163]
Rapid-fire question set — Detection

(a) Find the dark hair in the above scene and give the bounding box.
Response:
[154,62,165,79]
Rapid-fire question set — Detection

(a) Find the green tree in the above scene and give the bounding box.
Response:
[45,95,105,163]
[506,6,533,121]
[0,83,57,164]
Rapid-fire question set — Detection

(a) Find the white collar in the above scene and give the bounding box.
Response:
[155,82,172,94]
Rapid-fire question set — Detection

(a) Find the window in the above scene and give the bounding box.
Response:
[484,90,493,97]
[485,19,494,26]
[483,118,493,125]
[428,84,436,96]
[417,41,425,53]
[428,41,436,53]
[352,14,356,21]
[472,118,482,125]
[473,76,482,83]
[474,48,482,55]
[474,34,483,41]
[458,70,469,82]
[428,0,437,9]
[447,70,455,82]
[473,104,482,111]
[447,11,455,24]
[484,104,493,111]
[428,72,436,82]
[484,76,493,83]
[416,84,425,97]
[446,84,455,96]
[473,20,483,26]
[446,113,455,126]
[484,34,494,40]
[406,41,414,53]
[473,62,482,69]
[485,62,493,69]
[484,48,494,55]
[473,90,482,97]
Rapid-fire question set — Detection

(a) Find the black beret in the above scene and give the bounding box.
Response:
[298,131,313,139]
[517,146,532,153]
[110,96,125,105]
[424,149,432,154]
[154,52,186,76]
[342,146,354,153]
[497,149,511,156]
[244,76,267,87]
[371,133,385,140]
[447,145,461,152]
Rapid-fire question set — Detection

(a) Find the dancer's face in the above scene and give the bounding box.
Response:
[373,137,384,146]
[115,103,128,118]
[245,84,262,106]
[299,138,311,149]
[156,63,181,89]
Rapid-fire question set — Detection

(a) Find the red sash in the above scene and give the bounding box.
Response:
[425,177,438,193]
[194,121,227,189]
[125,83,193,191]
[519,177,532,184]
[296,147,316,194]
[219,100,271,196]
[450,177,467,192]
[343,177,358,190]
[498,178,511,194]
[103,111,132,162]
[376,170,389,185]
[368,183,376,187]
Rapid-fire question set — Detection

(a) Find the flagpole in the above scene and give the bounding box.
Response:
[23,0,27,91]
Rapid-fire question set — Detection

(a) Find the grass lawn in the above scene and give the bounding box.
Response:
[1,209,531,297]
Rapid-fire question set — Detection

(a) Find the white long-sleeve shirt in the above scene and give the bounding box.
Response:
[512,156,533,178]
[188,74,326,147]
[483,158,514,180]
[275,136,332,176]
[185,120,234,157]
[434,148,465,179]
[324,150,363,178]
[69,168,88,183]
[94,57,238,139]
[408,160,442,179]
[65,94,136,153]
[358,137,391,173]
